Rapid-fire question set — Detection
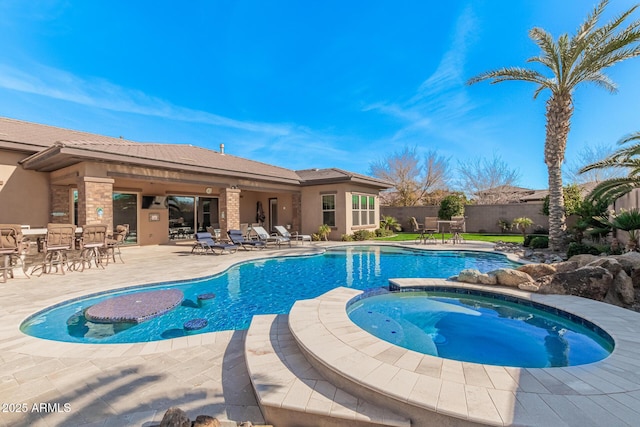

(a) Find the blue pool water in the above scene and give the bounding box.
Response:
[21,245,520,344]
[347,290,614,368]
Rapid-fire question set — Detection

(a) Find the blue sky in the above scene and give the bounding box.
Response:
[1,0,639,189]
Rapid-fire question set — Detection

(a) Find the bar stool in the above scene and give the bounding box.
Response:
[0,224,30,283]
[77,224,108,271]
[37,224,76,275]
[104,224,128,264]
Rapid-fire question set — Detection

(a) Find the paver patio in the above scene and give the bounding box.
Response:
[2,240,638,426]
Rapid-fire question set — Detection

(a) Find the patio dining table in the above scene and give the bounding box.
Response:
[22,227,83,252]
[436,220,456,244]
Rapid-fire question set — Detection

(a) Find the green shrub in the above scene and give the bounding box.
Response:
[529,236,549,249]
[341,234,354,241]
[566,242,601,258]
[352,230,374,241]
[523,234,548,247]
[375,228,393,237]
[438,194,465,220]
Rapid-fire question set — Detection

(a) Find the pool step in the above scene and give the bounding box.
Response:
[245,314,410,427]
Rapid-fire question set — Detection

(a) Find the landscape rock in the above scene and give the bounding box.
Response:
[537,266,613,301]
[587,257,623,276]
[630,267,640,288]
[160,407,190,427]
[193,415,221,427]
[517,263,556,279]
[553,260,580,274]
[518,282,540,292]
[609,255,640,275]
[604,270,635,308]
[490,268,534,287]
[478,273,498,285]
[457,269,497,285]
[567,254,599,267]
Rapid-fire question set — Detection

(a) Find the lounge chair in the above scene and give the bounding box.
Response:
[192,232,238,255]
[227,229,266,250]
[250,226,291,247]
[274,225,311,244]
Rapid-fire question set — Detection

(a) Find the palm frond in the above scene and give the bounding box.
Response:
[467,67,550,91]
[618,131,640,145]
[587,177,640,202]
[529,27,562,77]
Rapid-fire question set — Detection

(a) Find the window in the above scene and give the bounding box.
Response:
[352,194,376,226]
[322,194,336,227]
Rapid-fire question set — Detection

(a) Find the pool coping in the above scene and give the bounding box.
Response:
[288,279,640,426]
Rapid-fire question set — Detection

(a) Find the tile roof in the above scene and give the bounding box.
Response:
[296,168,392,188]
[23,140,302,183]
[3,116,391,188]
[0,116,134,150]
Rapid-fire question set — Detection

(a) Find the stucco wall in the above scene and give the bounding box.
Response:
[0,150,50,226]
[301,183,381,239]
[382,203,549,234]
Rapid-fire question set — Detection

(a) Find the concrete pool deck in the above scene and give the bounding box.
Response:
[1,241,639,426]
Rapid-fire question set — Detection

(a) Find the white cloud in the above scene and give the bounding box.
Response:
[362,5,479,145]
[0,61,291,136]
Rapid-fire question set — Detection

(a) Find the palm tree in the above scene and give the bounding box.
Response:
[468,0,640,251]
[512,217,534,239]
[380,215,401,232]
[597,208,640,251]
[581,131,640,202]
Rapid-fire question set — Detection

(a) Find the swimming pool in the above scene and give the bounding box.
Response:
[347,289,614,368]
[20,245,520,344]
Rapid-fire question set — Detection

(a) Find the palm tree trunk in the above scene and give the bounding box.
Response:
[545,93,573,251]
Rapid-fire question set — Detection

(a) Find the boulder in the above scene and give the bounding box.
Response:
[587,257,623,276]
[478,273,498,285]
[567,254,599,267]
[537,266,613,301]
[517,263,556,279]
[518,282,540,292]
[630,267,640,288]
[604,270,635,308]
[193,415,221,427]
[457,269,482,284]
[609,254,640,274]
[160,407,190,427]
[553,260,580,274]
[490,268,534,287]
[457,269,497,285]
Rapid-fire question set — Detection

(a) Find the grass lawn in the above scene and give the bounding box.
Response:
[376,232,524,244]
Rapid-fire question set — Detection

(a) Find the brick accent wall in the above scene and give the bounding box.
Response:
[77,177,114,229]
[220,187,241,232]
[50,185,71,224]
[291,192,302,232]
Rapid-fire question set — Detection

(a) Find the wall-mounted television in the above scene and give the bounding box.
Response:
[141,195,167,209]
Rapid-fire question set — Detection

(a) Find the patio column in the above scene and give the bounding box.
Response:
[220,187,241,232]
[291,192,302,232]
[50,185,72,224]
[76,176,114,229]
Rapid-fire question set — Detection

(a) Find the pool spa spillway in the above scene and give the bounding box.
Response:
[347,288,614,368]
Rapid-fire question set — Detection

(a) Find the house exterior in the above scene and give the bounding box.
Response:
[0,117,390,244]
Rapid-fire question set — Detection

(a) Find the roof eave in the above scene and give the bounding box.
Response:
[21,146,303,185]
